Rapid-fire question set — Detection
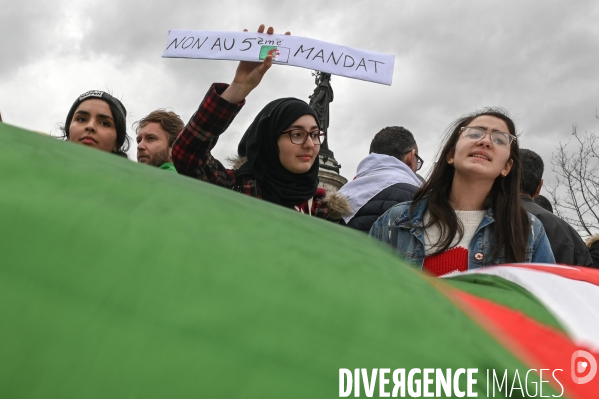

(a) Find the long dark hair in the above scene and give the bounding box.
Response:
[412,108,529,263]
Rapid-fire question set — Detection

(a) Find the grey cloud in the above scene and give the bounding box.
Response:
[0,0,67,77]
[1,0,598,183]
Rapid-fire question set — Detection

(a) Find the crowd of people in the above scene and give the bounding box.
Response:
[2,24,598,272]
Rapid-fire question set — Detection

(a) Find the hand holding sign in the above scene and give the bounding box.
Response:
[222,25,290,104]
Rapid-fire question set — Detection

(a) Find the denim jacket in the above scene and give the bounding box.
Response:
[369,198,555,269]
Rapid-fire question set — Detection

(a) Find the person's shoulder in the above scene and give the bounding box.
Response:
[523,201,558,227]
[525,202,582,238]
[357,183,417,216]
[366,183,418,204]
[381,200,416,222]
[525,209,545,229]
[522,199,549,218]
[389,199,414,210]
[382,182,419,195]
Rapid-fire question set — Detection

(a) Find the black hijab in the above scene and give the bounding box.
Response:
[237,97,320,207]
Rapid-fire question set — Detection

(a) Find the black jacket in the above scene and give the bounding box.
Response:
[521,196,592,266]
[345,182,419,233]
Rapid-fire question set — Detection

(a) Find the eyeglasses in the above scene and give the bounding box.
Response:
[403,149,423,171]
[460,127,516,147]
[281,129,326,145]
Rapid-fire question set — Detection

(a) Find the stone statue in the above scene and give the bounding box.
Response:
[308,72,333,150]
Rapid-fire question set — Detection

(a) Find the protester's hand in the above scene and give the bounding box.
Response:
[221,24,290,104]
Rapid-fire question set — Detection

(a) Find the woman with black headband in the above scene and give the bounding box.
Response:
[172,25,350,220]
[62,90,130,157]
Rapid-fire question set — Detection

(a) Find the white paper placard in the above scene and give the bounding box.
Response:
[162,30,395,86]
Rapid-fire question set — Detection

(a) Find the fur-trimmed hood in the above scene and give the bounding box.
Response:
[228,155,351,220]
[227,155,248,170]
[323,190,352,220]
[587,234,599,248]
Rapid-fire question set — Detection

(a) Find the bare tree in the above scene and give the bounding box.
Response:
[547,112,599,239]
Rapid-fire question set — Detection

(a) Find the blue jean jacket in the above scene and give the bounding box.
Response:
[369,198,555,269]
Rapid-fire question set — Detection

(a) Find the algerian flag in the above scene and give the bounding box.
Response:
[0,123,596,398]
[443,264,599,399]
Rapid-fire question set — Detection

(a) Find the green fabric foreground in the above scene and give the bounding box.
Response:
[0,124,560,398]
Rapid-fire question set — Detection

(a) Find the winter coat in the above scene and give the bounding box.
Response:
[521,196,592,266]
[343,183,418,233]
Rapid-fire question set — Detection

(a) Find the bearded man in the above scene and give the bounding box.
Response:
[136,110,184,172]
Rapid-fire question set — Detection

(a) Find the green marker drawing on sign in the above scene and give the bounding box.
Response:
[259,46,279,60]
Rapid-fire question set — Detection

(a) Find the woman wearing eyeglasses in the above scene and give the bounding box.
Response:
[370,109,555,275]
[172,25,350,220]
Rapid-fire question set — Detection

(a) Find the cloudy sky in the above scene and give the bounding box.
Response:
[1,1,598,202]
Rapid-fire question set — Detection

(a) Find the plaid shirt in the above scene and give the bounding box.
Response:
[172,83,331,219]
[172,83,245,189]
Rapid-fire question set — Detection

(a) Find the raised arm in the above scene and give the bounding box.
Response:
[172,24,290,186]
[171,83,242,186]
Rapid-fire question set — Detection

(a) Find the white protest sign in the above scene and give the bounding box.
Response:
[162,30,395,85]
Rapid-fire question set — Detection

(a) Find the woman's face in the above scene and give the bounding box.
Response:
[448,115,513,181]
[68,99,118,153]
[277,114,319,174]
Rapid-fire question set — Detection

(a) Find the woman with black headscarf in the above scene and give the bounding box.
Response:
[172,25,350,220]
